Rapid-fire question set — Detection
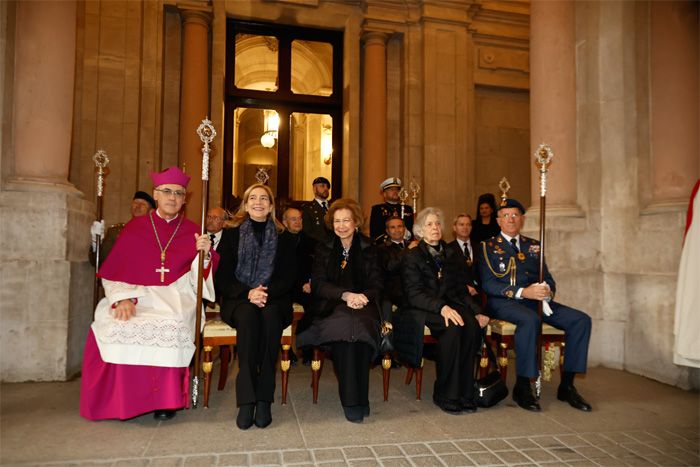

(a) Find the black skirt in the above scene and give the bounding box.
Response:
[296,302,380,357]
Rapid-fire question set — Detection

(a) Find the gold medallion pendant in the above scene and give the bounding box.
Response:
[340,259,347,270]
[517,252,526,261]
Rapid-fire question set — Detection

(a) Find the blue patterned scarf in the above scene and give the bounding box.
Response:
[235,218,278,287]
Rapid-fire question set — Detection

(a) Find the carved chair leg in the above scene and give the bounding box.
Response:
[498,341,509,383]
[218,344,231,391]
[405,367,414,385]
[559,341,565,374]
[203,345,213,409]
[382,352,391,402]
[280,344,291,405]
[478,341,489,379]
[415,358,424,400]
[311,346,323,404]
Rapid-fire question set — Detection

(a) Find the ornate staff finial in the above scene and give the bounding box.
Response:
[498,177,511,206]
[197,117,217,182]
[92,149,110,197]
[399,188,409,219]
[255,167,270,185]
[409,178,421,212]
[534,143,554,197]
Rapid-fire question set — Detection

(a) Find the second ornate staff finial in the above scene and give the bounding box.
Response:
[498,177,511,206]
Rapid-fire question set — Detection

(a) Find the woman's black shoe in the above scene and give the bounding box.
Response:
[236,404,255,430]
[153,410,176,421]
[254,401,272,428]
[343,405,364,423]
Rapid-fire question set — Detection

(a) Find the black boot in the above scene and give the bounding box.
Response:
[254,401,272,428]
[343,405,364,423]
[236,404,255,430]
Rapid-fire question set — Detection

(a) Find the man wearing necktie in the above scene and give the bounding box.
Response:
[477,198,592,413]
[377,216,412,310]
[446,214,479,297]
[369,177,414,243]
[205,206,228,253]
[302,176,332,243]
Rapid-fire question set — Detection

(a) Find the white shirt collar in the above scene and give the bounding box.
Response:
[500,232,520,244]
[156,210,179,224]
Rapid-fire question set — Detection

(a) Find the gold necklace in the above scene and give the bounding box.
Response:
[149,211,184,282]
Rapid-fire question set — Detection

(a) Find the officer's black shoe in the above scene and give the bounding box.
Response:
[153,410,176,421]
[236,404,255,430]
[362,404,370,417]
[557,386,592,412]
[254,401,272,428]
[512,385,541,412]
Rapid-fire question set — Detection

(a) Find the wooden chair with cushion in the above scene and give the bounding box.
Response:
[200,303,304,408]
[404,325,492,400]
[488,319,565,382]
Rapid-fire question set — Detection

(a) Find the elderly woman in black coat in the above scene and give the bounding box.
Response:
[296,198,383,423]
[394,207,489,414]
[215,183,296,430]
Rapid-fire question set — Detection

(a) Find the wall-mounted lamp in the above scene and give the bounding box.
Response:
[260,109,279,148]
[321,124,333,165]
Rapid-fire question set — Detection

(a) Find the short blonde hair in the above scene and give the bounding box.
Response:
[413,207,444,239]
[229,183,285,233]
[326,198,364,230]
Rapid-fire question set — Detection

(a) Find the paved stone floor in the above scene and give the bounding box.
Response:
[1,364,698,466]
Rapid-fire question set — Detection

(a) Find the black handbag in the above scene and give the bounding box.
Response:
[474,337,508,407]
[379,320,394,353]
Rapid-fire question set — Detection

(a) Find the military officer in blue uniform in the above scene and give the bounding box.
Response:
[369,177,414,243]
[477,198,592,412]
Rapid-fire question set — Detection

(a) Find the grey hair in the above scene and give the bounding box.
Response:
[413,207,444,239]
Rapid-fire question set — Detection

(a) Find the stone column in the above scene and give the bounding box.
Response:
[178,8,211,220]
[529,1,579,213]
[649,1,699,207]
[1,0,94,382]
[360,31,388,215]
[9,0,78,192]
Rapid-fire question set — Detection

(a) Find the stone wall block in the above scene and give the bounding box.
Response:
[625,274,688,387]
[589,319,625,368]
[67,261,94,377]
[551,270,602,320]
[601,272,628,322]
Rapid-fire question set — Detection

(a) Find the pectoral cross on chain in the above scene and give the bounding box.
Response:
[155,264,170,283]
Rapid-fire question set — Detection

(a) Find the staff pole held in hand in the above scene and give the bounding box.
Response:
[192,118,217,409]
[92,150,110,310]
[534,143,553,398]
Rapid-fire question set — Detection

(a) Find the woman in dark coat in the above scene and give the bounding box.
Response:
[215,183,296,430]
[394,207,489,414]
[296,198,383,423]
[470,193,500,246]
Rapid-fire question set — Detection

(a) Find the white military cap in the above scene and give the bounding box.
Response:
[380,177,402,191]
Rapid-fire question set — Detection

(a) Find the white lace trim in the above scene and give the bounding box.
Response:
[101,319,192,348]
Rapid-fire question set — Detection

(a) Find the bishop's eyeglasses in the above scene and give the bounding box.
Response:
[155,188,186,199]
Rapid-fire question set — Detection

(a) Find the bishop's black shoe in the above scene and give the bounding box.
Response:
[557,385,592,412]
[236,404,255,430]
[512,385,541,412]
[153,410,176,421]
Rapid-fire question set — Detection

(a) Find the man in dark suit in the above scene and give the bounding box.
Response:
[206,206,228,253]
[282,207,316,308]
[446,213,480,297]
[376,216,410,309]
[369,177,414,243]
[302,176,332,243]
[477,198,592,412]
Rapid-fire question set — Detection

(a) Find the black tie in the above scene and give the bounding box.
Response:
[463,242,470,260]
[510,238,519,253]
[321,201,328,213]
[210,233,216,249]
